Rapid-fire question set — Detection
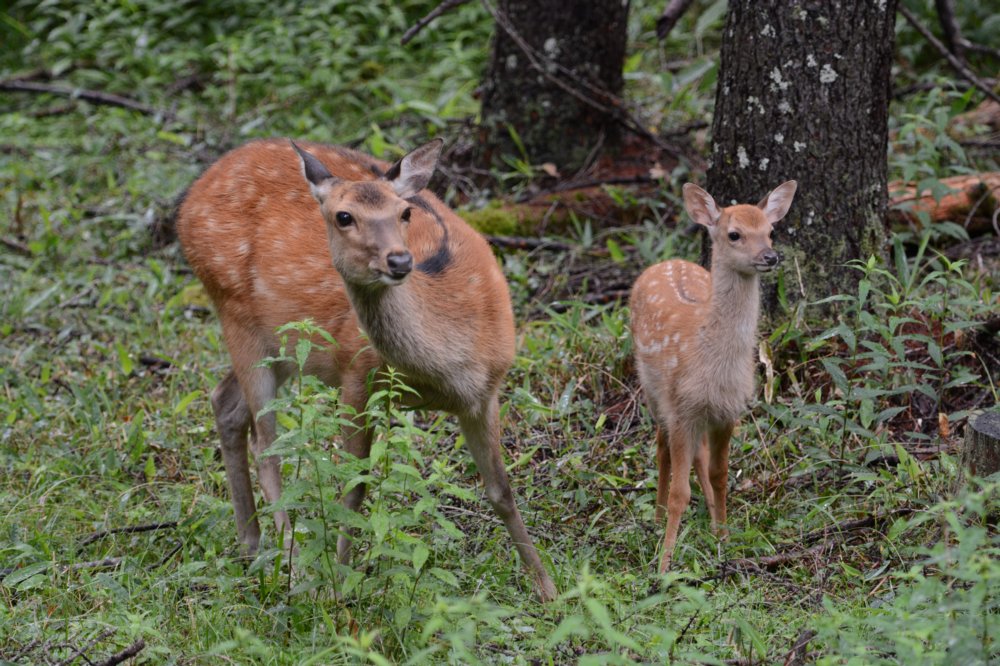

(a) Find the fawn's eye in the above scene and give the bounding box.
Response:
[335,211,354,228]
[728,231,741,242]
[401,207,412,222]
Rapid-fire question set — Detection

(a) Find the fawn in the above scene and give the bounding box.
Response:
[175,138,557,602]
[630,180,797,572]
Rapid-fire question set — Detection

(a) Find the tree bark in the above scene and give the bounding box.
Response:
[478,0,629,176]
[705,1,897,316]
[961,410,1000,482]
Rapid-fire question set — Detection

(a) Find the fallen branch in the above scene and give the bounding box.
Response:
[799,508,915,547]
[400,0,472,45]
[79,521,178,548]
[721,541,831,574]
[56,628,116,666]
[96,639,146,666]
[0,80,169,118]
[1,237,32,256]
[782,629,818,666]
[486,235,571,253]
[888,172,1000,235]
[898,5,1000,106]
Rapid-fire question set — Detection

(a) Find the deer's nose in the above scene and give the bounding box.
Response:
[386,251,413,279]
[761,249,780,267]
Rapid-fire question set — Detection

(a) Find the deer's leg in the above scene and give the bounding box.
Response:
[459,396,557,602]
[659,424,695,573]
[655,426,671,523]
[707,421,734,539]
[211,369,259,554]
[234,358,293,554]
[692,433,717,520]
[336,375,374,565]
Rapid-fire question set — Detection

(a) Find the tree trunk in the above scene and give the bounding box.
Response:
[478,0,628,176]
[705,1,897,316]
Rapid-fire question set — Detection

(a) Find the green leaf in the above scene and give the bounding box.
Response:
[411,543,429,572]
[174,389,202,415]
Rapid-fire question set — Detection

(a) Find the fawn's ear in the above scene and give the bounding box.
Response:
[384,139,443,199]
[757,180,797,224]
[682,183,722,228]
[291,140,340,204]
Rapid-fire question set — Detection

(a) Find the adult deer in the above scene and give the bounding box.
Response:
[630,180,797,572]
[176,138,556,602]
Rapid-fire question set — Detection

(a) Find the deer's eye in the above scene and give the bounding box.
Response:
[728,231,741,242]
[335,211,354,228]
[401,207,412,222]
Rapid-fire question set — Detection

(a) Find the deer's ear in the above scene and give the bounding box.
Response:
[682,183,722,228]
[291,140,339,203]
[384,139,443,198]
[758,180,797,224]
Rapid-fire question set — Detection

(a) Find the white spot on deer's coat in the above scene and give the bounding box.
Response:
[820,64,838,84]
[737,146,750,169]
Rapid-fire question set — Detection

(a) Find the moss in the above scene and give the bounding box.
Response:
[460,203,521,236]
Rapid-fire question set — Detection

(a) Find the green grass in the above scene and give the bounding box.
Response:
[3,1,1000,664]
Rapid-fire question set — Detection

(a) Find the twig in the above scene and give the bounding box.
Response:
[782,629,818,666]
[730,541,831,573]
[95,639,146,666]
[898,5,1000,106]
[799,508,915,547]
[66,557,123,572]
[893,78,998,98]
[656,0,696,40]
[0,80,170,118]
[79,521,179,548]
[1,236,32,256]
[400,0,472,45]
[486,235,572,252]
[965,42,1000,60]
[56,628,116,666]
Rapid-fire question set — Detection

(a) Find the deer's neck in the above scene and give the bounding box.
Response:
[703,266,761,361]
[344,281,422,366]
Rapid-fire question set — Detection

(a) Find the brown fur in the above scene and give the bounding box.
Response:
[630,181,796,572]
[176,138,556,601]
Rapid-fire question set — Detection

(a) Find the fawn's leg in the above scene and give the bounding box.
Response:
[707,421,734,538]
[459,396,557,602]
[655,426,671,523]
[211,369,259,554]
[659,424,696,573]
[692,434,717,519]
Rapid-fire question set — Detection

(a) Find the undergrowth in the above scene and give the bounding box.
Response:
[2,1,999,664]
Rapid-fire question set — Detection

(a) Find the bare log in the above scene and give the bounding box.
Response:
[888,172,1000,235]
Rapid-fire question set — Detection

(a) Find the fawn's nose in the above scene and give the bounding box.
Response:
[386,251,413,279]
[761,249,780,267]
